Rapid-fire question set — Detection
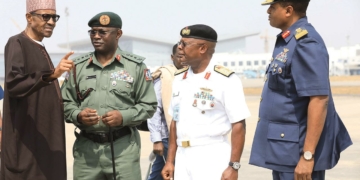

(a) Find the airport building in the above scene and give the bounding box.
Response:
[1,37,360,78]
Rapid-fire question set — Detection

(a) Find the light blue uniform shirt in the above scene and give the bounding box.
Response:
[147,79,169,142]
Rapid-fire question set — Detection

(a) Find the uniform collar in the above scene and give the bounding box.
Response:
[187,61,214,77]
[277,16,308,43]
[87,47,123,67]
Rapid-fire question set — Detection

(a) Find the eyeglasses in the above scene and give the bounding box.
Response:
[31,13,60,22]
[178,41,204,48]
[88,30,112,37]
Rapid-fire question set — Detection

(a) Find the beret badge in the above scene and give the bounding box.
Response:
[182,27,191,35]
[99,15,110,25]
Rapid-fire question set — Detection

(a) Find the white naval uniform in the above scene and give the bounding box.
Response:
[169,63,250,180]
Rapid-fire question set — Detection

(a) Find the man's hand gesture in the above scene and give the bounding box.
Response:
[48,51,74,80]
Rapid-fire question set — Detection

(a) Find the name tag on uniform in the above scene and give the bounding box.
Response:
[86,75,96,79]
[173,92,180,97]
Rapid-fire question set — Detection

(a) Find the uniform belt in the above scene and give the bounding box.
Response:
[80,127,131,144]
[177,136,226,148]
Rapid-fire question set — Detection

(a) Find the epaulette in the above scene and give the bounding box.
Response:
[121,51,145,63]
[73,52,93,65]
[214,65,234,77]
[174,66,189,76]
[295,27,308,40]
[151,70,162,80]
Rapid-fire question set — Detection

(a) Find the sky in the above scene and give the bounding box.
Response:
[0,0,359,54]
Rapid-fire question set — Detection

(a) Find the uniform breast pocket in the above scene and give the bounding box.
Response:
[193,97,216,125]
[265,123,300,166]
[109,81,134,107]
[268,62,286,91]
[78,79,97,106]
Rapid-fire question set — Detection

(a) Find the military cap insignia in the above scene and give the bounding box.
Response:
[214,65,234,77]
[182,27,191,35]
[144,69,152,81]
[99,15,110,25]
[295,28,308,40]
[175,66,189,76]
[261,0,275,5]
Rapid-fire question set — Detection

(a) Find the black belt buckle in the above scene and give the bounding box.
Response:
[81,127,131,144]
[99,132,109,144]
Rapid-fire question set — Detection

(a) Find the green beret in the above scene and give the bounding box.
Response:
[88,12,122,28]
[261,0,310,5]
[180,24,217,42]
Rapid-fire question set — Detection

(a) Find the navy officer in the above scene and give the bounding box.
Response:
[161,24,250,180]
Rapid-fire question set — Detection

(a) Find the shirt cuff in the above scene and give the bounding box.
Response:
[71,109,82,126]
[41,70,55,84]
[150,132,162,143]
[297,89,329,97]
[119,109,134,126]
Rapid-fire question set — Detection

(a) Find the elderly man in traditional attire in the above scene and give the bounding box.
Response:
[0,0,74,179]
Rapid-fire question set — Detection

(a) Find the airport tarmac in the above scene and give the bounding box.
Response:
[0,77,358,179]
[62,95,359,180]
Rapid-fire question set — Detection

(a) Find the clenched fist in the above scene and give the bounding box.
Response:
[101,110,123,127]
[77,108,100,126]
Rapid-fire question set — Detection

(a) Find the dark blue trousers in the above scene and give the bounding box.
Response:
[147,138,169,180]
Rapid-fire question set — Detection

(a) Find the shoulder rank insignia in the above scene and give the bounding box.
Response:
[151,70,162,80]
[214,65,234,77]
[295,28,308,40]
[73,52,93,65]
[174,66,189,76]
[121,51,145,63]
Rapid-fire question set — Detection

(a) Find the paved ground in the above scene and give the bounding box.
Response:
[1,78,358,179]
[63,95,359,180]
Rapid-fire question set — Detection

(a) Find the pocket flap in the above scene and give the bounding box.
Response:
[267,123,299,142]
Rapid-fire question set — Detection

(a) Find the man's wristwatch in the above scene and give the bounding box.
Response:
[303,151,314,161]
[229,162,241,170]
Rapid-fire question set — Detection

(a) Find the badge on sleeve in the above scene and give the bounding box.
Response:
[173,104,180,121]
[144,69,152,81]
